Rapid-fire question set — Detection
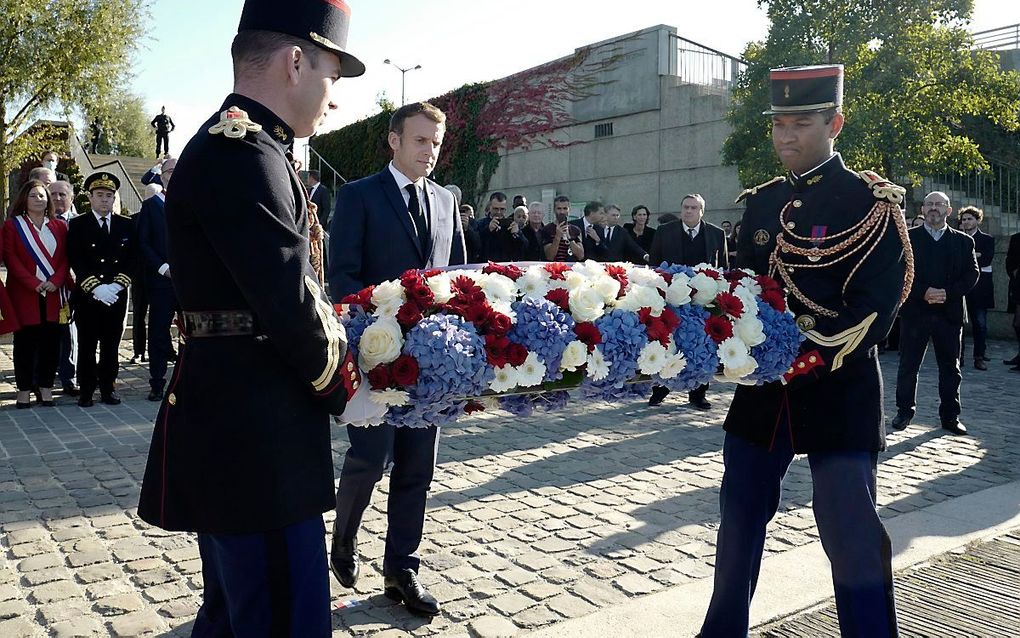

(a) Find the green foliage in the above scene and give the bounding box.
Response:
[0,0,150,207]
[90,92,154,158]
[310,108,393,185]
[723,0,1020,186]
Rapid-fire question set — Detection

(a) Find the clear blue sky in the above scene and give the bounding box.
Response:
[131,0,1020,158]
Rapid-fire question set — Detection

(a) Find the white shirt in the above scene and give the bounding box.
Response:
[309,183,320,199]
[793,153,839,180]
[93,211,112,229]
[683,222,702,239]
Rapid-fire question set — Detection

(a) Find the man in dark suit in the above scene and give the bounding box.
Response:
[522,202,549,261]
[137,4,363,634]
[67,173,136,407]
[892,192,979,435]
[570,201,608,261]
[648,193,729,410]
[601,205,649,263]
[1007,231,1020,370]
[958,206,995,370]
[136,158,178,401]
[700,65,908,638]
[328,101,466,618]
[306,170,333,227]
[150,106,175,157]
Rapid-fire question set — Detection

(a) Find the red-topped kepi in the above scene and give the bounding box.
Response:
[763,64,843,115]
[238,0,366,77]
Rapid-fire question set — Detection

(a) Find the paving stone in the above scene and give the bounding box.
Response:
[9,542,54,559]
[493,566,538,587]
[94,593,147,616]
[0,583,20,602]
[131,568,175,588]
[141,582,191,603]
[513,603,561,628]
[614,573,658,596]
[66,551,111,568]
[570,577,628,607]
[76,564,124,584]
[530,537,575,553]
[159,599,200,619]
[108,609,167,637]
[48,617,107,637]
[0,598,32,620]
[36,600,89,624]
[545,592,597,619]
[51,527,92,543]
[519,580,561,601]
[29,580,80,604]
[488,591,537,615]
[21,566,70,586]
[5,527,48,545]
[467,615,519,638]
[0,616,37,638]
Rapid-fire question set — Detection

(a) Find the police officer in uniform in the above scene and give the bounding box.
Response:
[137,1,364,635]
[699,65,911,638]
[67,172,135,407]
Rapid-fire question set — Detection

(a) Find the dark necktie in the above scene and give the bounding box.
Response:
[405,184,430,254]
[100,216,109,234]
[606,227,613,242]
[688,227,695,240]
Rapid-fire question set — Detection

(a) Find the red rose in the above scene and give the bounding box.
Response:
[390,355,420,386]
[506,343,528,366]
[396,303,423,328]
[660,308,680,332]
[762,289,786,312]
[485,334,510,367]
[646,319,672,346]
[545,288,570,311]
[574,322,602,352]
[463,302,492,324]
[340,285,375,310]
[715,292,745,319]
[757,275,781,292]
[486,312,512,337]
[367,364,392,390]
[704,315,734,343]
[482,263,524,280]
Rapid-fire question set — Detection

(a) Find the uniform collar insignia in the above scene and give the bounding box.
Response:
[273,125,288,142]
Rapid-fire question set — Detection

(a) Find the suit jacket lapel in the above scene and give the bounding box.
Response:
[379,170,424,261]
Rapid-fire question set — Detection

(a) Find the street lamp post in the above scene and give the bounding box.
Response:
[383,59,422,106]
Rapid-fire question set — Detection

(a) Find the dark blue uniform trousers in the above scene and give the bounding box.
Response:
[146,286,177,390]
[334,423,439,575]
[192,516,329,638]
[701,430,897,638]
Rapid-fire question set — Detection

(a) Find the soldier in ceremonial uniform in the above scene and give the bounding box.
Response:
[699,65,911,638]
[136,1,364,635]
[67,172,135,407]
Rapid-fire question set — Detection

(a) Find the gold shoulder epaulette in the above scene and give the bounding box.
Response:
[857,170,906,205]
[209,106,262,139]
[735,176,786,203]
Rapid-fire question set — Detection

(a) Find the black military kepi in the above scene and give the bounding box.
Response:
[83,172,120,193]
[238,0,366,77]
[763,64,843,115]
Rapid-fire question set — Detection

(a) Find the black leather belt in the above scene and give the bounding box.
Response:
[182,311,258,337]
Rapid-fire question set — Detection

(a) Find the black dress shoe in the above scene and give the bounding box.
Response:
[16,400,32,409]
[942,420,968,436]
[689,396,712,411]
[32,387,42,402]
[648,385,669,407]
[147,388,164,402]
[330,537,359,588]
[78,396,95,408]
[974,359,987,371]
[168,350,179,362]
[62,384,80,397]
[1011,365,1020,373]
[101,392,122,405]
[890,412,913,431]
[383,569,440,617]
[1005,355,1020,366]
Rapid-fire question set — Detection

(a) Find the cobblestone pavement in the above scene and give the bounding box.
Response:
[1,339,1018,637]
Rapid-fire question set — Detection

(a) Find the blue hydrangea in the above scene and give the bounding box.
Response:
[658,303,719,392]
[386,314,493,428]
[498,394,535,416]
[581,309,648,400]
[656,262,696,277]
[535,391,570,412]
[508,297,576,381]
[746,300,804,384]
[341,309,375,362]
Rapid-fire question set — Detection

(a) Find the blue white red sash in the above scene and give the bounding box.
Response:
[13,215,69,306]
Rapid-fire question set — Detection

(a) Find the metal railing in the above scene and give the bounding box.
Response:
[669,34,747,89]
[303,144,347,195]
[67,125,143,214]
[919,160,1019,217]
[973,23,1020,51]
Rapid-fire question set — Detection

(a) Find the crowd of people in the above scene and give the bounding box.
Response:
[0,155,180,408]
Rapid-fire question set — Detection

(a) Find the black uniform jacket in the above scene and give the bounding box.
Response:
[67,212,136,306]
[138,95,355,534]
[900,226,978,325]
[1007,232,1020,312]
[965,229,995,310]
[724,154,909,453]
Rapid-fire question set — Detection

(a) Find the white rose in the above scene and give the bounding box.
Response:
[592,274,621,303]
[489,365,520,393]
[517,352,547,387]
[734,315,767,348]
[586,347,611,381]
[560,340,588,372]
[615,285,665,315]
[690,272,720,306]
[481,273,518,303]
[637,341,669,375]
[629,268,667,290]
[666,274,693,307]
[426,272,453,304]
[573,260,606,280]
[358,318,403,369]
[569,283,606,323]
[659,353,688,379]
[564,270,587,292]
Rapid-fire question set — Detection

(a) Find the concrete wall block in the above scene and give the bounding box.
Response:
[659,122,730,171]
